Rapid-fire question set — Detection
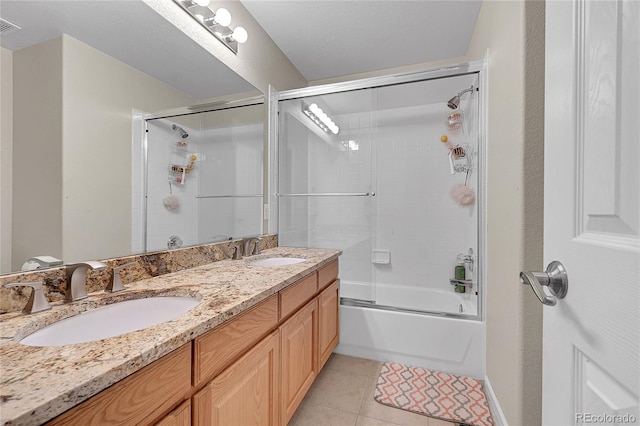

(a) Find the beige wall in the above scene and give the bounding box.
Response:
[10,35,196,269]
[12,38,64,271]
[466,1,545,424]
[142,0,307,93]
[1,47,14,273]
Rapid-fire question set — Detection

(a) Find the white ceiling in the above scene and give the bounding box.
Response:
[241,0,483,81]
[0,0,482,97]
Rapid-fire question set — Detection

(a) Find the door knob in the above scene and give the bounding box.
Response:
[520,261,568,306]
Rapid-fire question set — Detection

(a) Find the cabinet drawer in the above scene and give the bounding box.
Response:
[47,344,191,426]
[279,273,318,320]
[318,261,338,291]
[194,294,278,386]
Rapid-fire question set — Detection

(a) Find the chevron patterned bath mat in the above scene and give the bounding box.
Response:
[374,362,494,426]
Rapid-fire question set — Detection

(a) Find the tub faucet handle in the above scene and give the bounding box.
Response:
[230,243,243,260]
[106,262,136,293]
[252,237,262,255]
[3,281,51,314]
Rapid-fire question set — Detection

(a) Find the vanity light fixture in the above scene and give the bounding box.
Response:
[173,0,248,54]
[302,102,340,135]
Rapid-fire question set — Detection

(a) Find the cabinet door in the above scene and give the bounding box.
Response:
[318,279,340,371]
[193,331,280,426]
[280,298,318,425]
[156,400,191,426]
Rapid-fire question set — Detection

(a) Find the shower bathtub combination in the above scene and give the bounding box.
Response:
[272,63,486,378]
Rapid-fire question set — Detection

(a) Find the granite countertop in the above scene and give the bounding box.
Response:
[0,247,341,426]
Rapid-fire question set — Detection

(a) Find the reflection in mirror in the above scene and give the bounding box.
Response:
[0,1,262,274]
[141,103,265,252]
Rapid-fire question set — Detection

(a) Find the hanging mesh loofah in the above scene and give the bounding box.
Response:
[163,194,180,210]
[450,184,474,206]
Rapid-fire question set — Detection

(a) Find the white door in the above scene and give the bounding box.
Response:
[540,0,639,425]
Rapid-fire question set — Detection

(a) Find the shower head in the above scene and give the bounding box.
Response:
[172,124,189,139]
[447,95,461,110]
[447,85,475,110]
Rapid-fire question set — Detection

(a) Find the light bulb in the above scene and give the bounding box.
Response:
[193,0,210,6]
[232,26,248,43]
[195,13,204,22]
[214,8,231,26]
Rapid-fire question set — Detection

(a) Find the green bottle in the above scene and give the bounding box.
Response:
[455,262,466,293]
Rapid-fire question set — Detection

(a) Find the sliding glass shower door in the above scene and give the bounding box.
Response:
[277,73,480,317]
[278,88,378,302]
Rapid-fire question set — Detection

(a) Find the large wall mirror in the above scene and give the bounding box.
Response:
[0,1,264,274]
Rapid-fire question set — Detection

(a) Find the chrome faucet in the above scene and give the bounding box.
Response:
[242,237,261,257]
[65,261,106,301]
[3,281,51,314]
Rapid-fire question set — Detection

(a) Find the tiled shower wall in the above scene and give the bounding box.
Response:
[372,103,477,294]
[133,119,263,252]
[143,120,199,251]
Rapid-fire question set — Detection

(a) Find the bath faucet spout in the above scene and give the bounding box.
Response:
[66,261,106,301]
[242,237,261,257]
[449,278,473,289]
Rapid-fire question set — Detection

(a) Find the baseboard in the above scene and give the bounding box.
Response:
[484,376,508,426]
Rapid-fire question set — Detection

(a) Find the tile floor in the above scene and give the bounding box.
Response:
[288,354,458,426]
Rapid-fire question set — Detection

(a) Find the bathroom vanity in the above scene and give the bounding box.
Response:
[0,247,340,425]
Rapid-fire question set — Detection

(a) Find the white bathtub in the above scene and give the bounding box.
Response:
[336,283,485,378]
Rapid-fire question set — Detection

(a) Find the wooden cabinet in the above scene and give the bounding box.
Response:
[156,400,191,426]
[318,279,340,370]
[47,344,191,426]
[280,299,318,425]
[48,259,340,426]
[192,331,280,426]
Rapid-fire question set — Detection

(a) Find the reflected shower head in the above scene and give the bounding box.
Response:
[447,95,461,110]
[172,124,189,138]
[447,85,475,109]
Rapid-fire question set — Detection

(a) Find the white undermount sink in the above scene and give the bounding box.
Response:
[247,257,306,267]
[19,296,200,347]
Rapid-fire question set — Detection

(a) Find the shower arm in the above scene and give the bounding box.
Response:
[457,86,474,98]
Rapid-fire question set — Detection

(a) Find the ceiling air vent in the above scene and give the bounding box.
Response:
[0,18,21,35]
